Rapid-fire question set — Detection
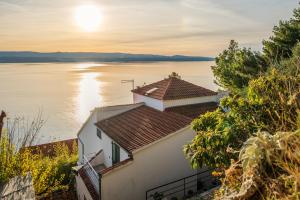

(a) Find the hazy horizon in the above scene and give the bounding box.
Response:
[0,0,298,57]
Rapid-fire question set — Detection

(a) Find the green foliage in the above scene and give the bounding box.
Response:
[185,44,300,169]
[185,3,300,199]
[212,40,267,93]
[215,130,300,200]
[20,142,78,195]
[0,136,78,197]
[263,6,300,62]
[0,133,20,183]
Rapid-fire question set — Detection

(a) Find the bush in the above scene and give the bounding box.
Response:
[20,141,78,195]
[0,132,78,196]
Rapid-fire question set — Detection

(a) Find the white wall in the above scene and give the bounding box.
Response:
[78,111,101,164]
[133,93,218,111]
[100,130,129,167]
[133,93,164,111]
[163,95,218,109]
[100,127,197,200]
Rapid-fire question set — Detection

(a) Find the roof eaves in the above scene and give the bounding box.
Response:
[100,157,133,176]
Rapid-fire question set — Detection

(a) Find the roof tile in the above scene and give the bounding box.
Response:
[132,77,217,100]
[95,105,191,153]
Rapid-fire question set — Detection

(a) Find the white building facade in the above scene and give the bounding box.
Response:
[75,77,222,200]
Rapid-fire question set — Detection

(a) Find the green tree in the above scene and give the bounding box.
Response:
[184,44,300,169]
[263,6,300,62]
[212,40,266,93]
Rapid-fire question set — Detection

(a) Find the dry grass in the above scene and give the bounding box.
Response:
[214,130,300,200]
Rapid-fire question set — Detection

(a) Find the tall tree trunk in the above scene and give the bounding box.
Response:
[0,111,7,138]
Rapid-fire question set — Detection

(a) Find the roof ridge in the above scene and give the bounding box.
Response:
[96,102,144,110]
[96,104,145,124]
[161,77,173,99]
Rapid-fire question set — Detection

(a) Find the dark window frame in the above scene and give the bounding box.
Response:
[112,142,120,164]
[97,128,102,139]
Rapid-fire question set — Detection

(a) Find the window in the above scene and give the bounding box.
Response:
[97,128,102,139]
[112,142,120,164]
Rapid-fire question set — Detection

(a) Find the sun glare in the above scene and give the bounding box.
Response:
[74,5,102,32]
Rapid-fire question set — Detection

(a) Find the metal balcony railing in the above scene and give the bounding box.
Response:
[146,169,220,200]
[83,155,100,194]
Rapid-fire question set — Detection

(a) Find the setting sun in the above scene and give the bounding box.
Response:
[74,5,102,32]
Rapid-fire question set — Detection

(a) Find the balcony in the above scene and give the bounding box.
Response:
[83,155,101,194]
[146,169,220,200]
[78,150,106,199]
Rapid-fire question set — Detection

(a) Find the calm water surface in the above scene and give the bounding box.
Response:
[0,61,216,143]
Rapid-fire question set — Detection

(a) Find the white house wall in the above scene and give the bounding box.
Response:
[133,93,164,111]
[78,111,101,164]
[133,93,218,111]
[163,95,218,109]
[100,130,129,167]
[100,127,197,200]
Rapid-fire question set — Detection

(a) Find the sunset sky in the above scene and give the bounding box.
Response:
[0,0,298,56]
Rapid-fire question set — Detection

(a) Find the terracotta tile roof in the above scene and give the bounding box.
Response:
[26,138,77,157]
[95,105,191,153]
[165,102,218,119]
[132,77,217,100]
[78,168,99,200]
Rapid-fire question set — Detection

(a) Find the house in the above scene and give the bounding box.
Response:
[75,77,222,200]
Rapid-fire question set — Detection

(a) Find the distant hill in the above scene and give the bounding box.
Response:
[0,51,214,63]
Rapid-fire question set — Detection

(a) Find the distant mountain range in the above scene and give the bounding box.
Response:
[0,51,214,63]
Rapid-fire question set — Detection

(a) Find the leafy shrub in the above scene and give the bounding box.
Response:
[20,141,78,195]
[0,133,20,182]
[0,133,78,197]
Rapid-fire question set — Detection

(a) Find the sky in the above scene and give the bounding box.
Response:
[0,0,298,56]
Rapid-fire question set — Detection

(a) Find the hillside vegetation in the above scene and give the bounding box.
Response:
[184,3,300,199]
[0,128,78,197]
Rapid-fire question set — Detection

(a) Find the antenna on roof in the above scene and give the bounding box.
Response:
[121,79,135,90]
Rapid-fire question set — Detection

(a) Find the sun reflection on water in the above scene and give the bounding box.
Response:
[75,71,103,123]
[75,63,105,70]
